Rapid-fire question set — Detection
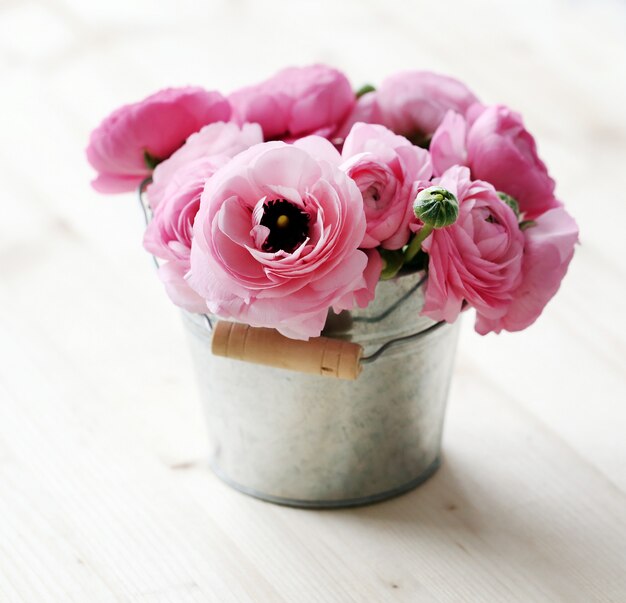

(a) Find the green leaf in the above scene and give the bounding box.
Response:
[355,84,376,99]
[143,149,162,170]
[520,219,537,231]
[379,249,405,280]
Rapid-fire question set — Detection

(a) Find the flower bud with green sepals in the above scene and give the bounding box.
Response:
[404,186,459,263]
[413,186,459,228]
[497,191,520,217]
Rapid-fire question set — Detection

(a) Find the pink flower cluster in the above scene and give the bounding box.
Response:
[87,65,578,339]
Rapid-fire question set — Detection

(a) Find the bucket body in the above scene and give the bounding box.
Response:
[183,270,460,508]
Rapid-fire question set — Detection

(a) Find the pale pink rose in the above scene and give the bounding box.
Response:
[143,157,225,313]
[288,135,387,304]
[430,105,560,218]
[155,260,207,314]
[330,248,384,311]
[334,91,384,143]
[279,135,384,308]
[475,207,578,334]
[143,123,262,311]
[421,166,525,326]
[292,134,343,164]
[146,121,263,209]
[429,110,469,173]
[228,64,355,141]
[353,249,384,308]
[188,139,372,339]
[86,87,231,194]
[375,71,479,142]
[341,122,432,249]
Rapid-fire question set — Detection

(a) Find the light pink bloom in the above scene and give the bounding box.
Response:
[147,121,263,209]
[475,207,578,334]
[188,139,373,339]
[334,91,384,143]
[421,166,525,326]
[429,110,469,173]
[143,158,225,313]
[375,71,479,141]
[228,64,355,141]
[156,260,207,314]
[431,105,560,218]
[86,87,231,194]
[353,249,383,308]
[292,134,343,164]
[341,122,432,249]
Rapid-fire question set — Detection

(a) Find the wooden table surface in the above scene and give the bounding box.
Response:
[1,0,625,601]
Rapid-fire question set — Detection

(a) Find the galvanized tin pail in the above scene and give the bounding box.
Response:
[182,270,460,508]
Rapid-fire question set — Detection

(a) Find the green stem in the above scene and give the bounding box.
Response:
[355,83,376,98]
[143,149,162,170]
[404,224,434,263]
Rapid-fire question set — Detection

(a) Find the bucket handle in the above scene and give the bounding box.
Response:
[211,319,446,380]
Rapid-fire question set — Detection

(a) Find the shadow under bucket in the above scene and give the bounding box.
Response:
[183,270,460,508]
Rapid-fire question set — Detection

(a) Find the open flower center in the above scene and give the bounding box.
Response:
[366,185,381,204]
[260,199,310,253]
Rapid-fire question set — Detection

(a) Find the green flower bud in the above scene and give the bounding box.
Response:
[413,186,459,228]
[497,191,520,217]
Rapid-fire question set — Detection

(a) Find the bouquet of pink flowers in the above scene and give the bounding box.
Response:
[87,65,578,340]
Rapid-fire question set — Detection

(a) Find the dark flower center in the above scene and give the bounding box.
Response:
[260,199,310,253]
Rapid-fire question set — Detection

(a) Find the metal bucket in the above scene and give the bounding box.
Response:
[182,270,460,508]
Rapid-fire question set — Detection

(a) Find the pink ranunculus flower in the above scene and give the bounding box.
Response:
[146,121,263,209]
[334,90,384,143]
[475,207,578,334]
[353,249,384,308]
[285,134,386,302]
[375,71,479,142]
[86,87,231,194]
[143,157,226,313]
[228,64,355,141]
[430,105,560,218]
[341,122,432,249]
[420,166,525,326]
[187,138,373,340]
